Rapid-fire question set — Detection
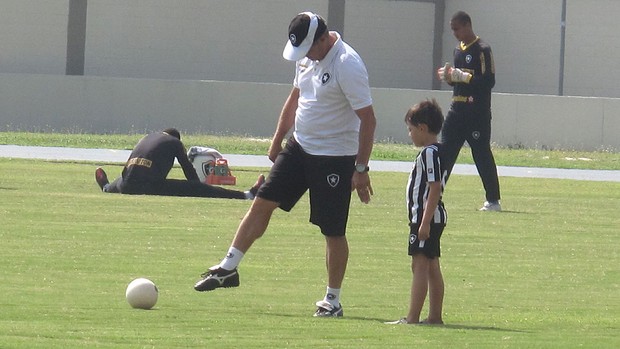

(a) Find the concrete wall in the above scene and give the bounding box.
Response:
[84,0,327,83]
[0,0,68,75]
[1,74,617,151]
[563,0,618,97]
[343,0,436,89]
[1,1,620,98]
[0,1,618,151]
[82,0,437,89]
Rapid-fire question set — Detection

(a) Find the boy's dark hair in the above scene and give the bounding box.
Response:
[162,127,181,140]
[451,11,472,26]
[404,98,444,134]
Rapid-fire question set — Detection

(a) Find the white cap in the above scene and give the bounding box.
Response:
[282,12,324,61]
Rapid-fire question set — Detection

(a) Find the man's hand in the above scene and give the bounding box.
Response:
[268,142,283,163]
[437,62,452,82]
[448,67,472,83]
[351,172,373,204]
[438,62,472,84]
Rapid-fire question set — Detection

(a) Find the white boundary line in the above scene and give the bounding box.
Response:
[1,145,619,182]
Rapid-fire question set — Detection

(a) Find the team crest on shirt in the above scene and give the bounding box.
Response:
[321,72,331,85]
[466,54,472,63]
[427,167,434,175]
[327,173,340,187]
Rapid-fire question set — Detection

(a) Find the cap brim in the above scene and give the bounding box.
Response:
[282,12,319,61]
[282,39,313,61]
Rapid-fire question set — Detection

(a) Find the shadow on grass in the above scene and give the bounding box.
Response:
[494,210,525,214]
[264,312,530,333]
[354,317,530,333]
[437,323,530,333]
[476,209,526,214]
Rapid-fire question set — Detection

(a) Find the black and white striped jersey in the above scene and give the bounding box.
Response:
[406,143,447,225]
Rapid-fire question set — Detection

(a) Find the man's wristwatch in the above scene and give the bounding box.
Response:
[355,164,370,173]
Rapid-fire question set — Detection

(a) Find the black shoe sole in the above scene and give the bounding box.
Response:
[194,273,240,292]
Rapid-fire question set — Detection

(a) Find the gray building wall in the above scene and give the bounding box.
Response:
[2,74,618,151]
[0,0,618,98]
[563,0,617,97]
[0,1,619,151]
[0,0,68,75]
[83,0,327,83]
[344,0,436,89]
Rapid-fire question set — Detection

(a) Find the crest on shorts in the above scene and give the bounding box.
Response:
[409,234,417,245]
[327,173,340,187]
[466,54,472,63]
[472,131,481,140]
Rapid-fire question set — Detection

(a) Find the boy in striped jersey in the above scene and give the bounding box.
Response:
[387,99,447,325]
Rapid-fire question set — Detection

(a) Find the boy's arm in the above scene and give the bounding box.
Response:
[418,181,441,241]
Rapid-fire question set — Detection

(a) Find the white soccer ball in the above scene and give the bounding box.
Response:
[125,278,158,309]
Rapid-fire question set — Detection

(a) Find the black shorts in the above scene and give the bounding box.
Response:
[257,138,356,236]
[408,223,445,258]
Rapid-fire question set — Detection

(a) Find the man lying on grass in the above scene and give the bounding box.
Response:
[95,128,263,199]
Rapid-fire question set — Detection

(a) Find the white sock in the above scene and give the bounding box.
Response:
[244,191,253,199]
[219,247,244,270]
[324,287,341,307]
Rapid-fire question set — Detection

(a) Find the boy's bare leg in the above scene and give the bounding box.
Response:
[425,258,444,324]
[406,254,429,323]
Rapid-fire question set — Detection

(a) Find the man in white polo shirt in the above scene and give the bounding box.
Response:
[194,11,376,318]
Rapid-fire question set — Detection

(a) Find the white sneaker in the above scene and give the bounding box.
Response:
[313,300,343,317]
[385,318,410,325]
[480,201,501,211]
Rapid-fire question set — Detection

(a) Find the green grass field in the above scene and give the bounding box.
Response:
[0,157,618,348]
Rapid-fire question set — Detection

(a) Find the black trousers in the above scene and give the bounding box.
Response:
[105,177,247,199]
[441,108,501,202]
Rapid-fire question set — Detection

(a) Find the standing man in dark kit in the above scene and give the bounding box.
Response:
[438,11,501,211]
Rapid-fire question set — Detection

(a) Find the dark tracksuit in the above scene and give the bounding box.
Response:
[105,132,246,199]
[441,37,501,202]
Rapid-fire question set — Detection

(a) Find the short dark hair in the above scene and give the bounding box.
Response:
[404,99,444,135]
[451,11,472,26]
[162,127,181,140]
[313,15,328,43]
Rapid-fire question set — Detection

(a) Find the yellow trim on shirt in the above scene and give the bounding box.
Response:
[460,36,480,51]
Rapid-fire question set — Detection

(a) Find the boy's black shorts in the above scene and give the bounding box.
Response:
[408,223,445,258]
[257,138,356,236]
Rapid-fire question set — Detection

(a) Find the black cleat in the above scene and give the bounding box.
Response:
[194,267,240,292]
